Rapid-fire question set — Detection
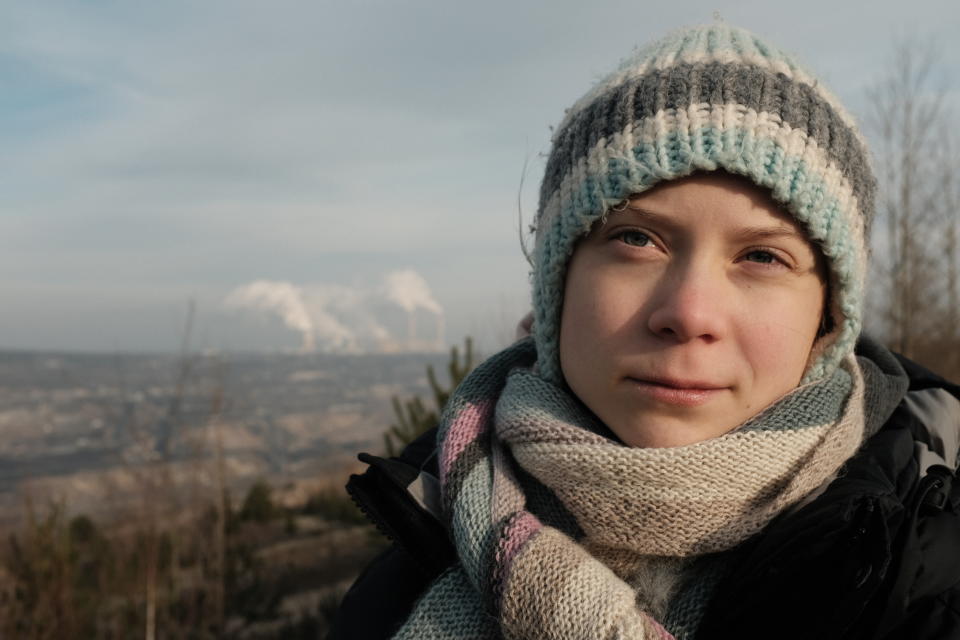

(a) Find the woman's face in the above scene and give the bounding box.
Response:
[559,172,827,448]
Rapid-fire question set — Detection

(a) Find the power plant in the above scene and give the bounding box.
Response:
[224,269,447,354]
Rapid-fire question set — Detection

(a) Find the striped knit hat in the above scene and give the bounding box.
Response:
[532,23,874,385]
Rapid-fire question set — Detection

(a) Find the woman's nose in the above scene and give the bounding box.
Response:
[645,264,728,344]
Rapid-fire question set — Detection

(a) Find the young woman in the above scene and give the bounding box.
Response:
[332,24,960,640]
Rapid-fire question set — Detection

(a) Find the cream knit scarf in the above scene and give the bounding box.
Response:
[393,338,867,640]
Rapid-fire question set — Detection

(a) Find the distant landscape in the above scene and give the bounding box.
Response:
[0,347,459,637]
[0,348,448,524]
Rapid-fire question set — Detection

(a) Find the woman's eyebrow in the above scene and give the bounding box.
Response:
[614,206,806,242]
[610,206,679,229]
[732,225,808,244]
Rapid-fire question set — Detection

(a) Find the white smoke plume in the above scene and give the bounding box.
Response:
[225,280,324,351]
[383,269,443,314]
[224,270,445,352]
[302,283,390,351]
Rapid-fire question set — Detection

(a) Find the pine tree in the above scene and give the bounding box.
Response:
[383,337,475,457]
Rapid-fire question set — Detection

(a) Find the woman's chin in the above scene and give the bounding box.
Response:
[610,414,740,448]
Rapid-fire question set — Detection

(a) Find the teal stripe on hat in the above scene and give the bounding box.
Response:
[541,61,873,213]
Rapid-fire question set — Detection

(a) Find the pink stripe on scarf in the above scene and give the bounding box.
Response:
[495,511,542,571]
[438,398,494,484]
[643,615,678,640]
[491,511,543,608]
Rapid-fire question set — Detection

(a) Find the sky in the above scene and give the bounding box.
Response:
[2,0,958,354]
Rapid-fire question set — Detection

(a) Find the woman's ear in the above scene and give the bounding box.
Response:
[515,311,534,341]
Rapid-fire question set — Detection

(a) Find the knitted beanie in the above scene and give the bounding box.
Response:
[531,23,874,386]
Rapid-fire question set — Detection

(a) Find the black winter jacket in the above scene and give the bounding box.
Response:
[332,346,960,640]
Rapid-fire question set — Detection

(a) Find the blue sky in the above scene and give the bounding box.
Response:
[2,0,958,353]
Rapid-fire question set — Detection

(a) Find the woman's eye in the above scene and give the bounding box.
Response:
[616,230,653,248]
[742,249,782,266]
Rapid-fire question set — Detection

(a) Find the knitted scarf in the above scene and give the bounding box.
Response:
[393,338,867,640]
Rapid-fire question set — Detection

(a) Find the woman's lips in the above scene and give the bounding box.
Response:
[625,377,727,407]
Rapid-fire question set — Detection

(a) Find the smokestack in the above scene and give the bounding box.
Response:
[407,310,416,350]
[384,269,444,352]
[435,312,445,351]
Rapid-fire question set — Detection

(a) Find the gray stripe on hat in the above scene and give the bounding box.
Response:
[540,61,874,220]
